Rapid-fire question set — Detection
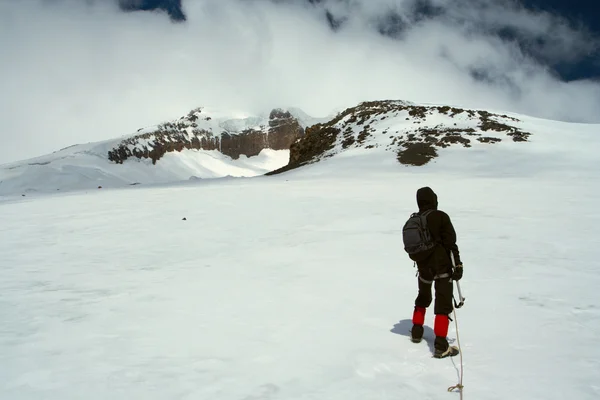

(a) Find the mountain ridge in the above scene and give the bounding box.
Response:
[2,99,597,197]
[267,100,533,175]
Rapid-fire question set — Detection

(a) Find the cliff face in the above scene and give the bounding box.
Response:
[267,109,305,151]
[219,109,304,160]
[108,108,305,165]
[267,100,532,175]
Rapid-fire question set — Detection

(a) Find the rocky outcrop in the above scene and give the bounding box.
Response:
[267,109,305,150]
[265,125,339,175]
[267,100,532,174]
[220,129,265,160]
[108,107,305,164]
[108,127,220,165]
[218,109,304,160]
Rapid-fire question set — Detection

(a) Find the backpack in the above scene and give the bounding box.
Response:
[402,209,436,262]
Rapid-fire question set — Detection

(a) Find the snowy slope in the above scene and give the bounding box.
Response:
[1,108,599,399]
[284,105,599,181]
[269,100,552,176]
[0,106,325,196]
[0,140,289,196]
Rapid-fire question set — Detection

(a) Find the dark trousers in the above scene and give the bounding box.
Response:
[413,271,454,351]
[415,275,453,315]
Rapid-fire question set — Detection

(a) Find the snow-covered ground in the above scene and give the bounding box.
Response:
[1,113,600,399]
[0,104,321,196]
[0,143,290,196]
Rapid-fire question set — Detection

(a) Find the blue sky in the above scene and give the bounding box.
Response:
[522,0,599,80]
[1,0,599,164]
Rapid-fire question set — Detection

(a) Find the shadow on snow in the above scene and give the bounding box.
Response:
[390,319,436,354]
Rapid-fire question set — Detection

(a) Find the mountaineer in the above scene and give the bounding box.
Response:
[402,186,463,358]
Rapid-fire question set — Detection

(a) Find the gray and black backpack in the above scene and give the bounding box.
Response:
[402,209,437,261]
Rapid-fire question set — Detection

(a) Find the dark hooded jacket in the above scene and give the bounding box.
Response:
[415,187,462,280]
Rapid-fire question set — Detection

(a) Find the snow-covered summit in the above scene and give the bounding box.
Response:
[268,100,535,175]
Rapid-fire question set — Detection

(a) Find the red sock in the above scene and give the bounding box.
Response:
[412,306,426,325]
[434,314,449,337]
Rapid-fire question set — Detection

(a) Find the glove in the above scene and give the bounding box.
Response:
[452,264,463,281]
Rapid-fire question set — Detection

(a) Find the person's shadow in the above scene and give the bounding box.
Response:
[390,319,436,354]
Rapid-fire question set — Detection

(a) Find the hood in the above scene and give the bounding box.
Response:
[416,186,438,211]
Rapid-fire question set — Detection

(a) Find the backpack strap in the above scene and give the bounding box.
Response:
[419,209,438,245]
[419,209,433,223]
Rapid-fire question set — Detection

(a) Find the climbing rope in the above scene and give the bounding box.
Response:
[447,305,464,398]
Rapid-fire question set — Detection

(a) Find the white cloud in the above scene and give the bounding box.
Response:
[1,0,599,164]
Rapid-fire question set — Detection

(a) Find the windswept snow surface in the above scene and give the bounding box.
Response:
[0,104,319,196]
[1,116,600,399]
[0,141,290,196]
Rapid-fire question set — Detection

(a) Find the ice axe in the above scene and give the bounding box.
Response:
[450,252,466,309]
[454,281,466,309]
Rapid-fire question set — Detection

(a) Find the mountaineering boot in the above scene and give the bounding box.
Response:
[434,345,460,358]
[433,314,459,358]
[411,324,424,343]
[411,306,426,343]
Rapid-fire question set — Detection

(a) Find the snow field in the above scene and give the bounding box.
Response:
[1,158,599,399]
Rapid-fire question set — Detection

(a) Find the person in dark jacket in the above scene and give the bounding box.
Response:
[410,186,463,358]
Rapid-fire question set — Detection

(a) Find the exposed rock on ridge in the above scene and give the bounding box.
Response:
[108,108,304,165]
[267,100,532,175]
